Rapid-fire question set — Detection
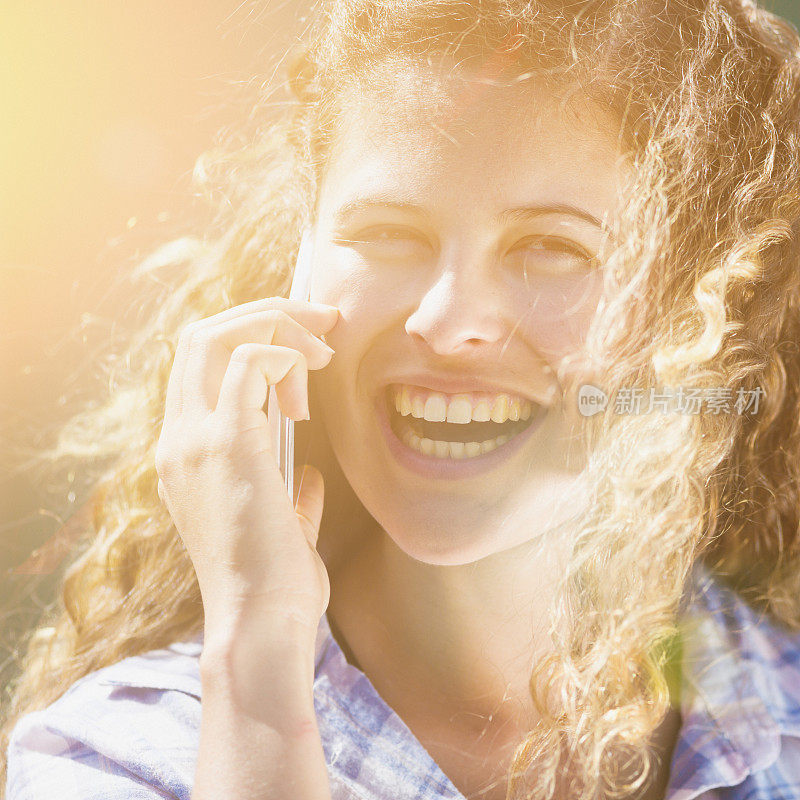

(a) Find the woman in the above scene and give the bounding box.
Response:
[4,1,800,798]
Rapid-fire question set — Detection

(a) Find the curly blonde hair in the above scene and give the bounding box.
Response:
[4,1,800,798]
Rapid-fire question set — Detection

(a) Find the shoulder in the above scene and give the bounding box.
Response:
[681,566,800,726]
[6,635,203,800]
[6,619,335,800]
[671,565,800,798]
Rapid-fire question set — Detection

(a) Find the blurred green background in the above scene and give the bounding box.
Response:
[762,0,800,27]
[768,0,800,24]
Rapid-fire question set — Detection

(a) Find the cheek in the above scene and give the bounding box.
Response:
[517,273,603,360]
[310,255,411,338]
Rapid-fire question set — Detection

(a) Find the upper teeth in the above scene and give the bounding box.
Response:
[391,385,533,424]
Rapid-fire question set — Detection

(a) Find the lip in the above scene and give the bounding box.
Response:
[381,373,557,407]
[375,390,549,480]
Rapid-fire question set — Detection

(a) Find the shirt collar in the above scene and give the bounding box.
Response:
[666,561,800,796]
[314,610,465,798]
[317,562,800,798]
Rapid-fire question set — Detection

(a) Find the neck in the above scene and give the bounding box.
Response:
[325,519,683,800]
[328,520,567,732]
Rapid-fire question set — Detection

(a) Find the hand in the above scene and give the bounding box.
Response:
[155,297,339,646]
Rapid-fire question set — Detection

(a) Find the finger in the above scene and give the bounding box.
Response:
[181,309,334,413]
[216,311,336,370]
[294,465,325,547]
[166,299,338,421]
[163,345,187,429]
[215,343,310,424]
[191,298,339,339]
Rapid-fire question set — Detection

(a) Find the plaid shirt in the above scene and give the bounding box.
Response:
[6,564,800,799]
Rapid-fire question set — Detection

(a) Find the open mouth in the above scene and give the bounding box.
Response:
[384,384,544,460]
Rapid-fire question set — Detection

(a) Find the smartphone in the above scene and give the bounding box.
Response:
[268,229,315,504]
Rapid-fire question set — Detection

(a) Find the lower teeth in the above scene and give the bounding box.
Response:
[400,427,512,459]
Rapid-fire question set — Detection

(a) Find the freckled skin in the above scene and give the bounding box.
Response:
[309,63,631,566]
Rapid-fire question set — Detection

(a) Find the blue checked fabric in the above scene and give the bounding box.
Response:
[6,563,800,799]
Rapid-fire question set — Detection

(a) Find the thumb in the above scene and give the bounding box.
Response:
[294,464,325,547]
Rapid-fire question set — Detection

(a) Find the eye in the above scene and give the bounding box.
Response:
[340,225,432,259]
[508,236,597,276]
[356,225,418,242]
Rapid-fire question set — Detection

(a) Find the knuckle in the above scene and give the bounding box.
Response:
[180,439,211,472]
[293,349,309,373]
[229,342,263,365]
[177,321,213,361]
[178,320,202,346]
[263,308,288,326]
[154,440,175,477]
[188,326,213,354]
[157,422,221,474]
[198,417,235,459]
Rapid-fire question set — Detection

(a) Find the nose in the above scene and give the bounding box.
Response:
[404,263,507,356]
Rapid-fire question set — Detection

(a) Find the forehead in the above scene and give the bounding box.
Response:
[320,61,628,217]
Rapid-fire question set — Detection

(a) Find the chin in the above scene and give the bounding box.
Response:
[384,522,510,566]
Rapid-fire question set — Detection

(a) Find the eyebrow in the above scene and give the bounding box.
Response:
[333,198,608,231]
[498,203,606,230]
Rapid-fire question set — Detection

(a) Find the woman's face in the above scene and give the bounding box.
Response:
[310,65,629,565]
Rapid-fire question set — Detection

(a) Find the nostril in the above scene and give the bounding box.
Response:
[404,291,506,354]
